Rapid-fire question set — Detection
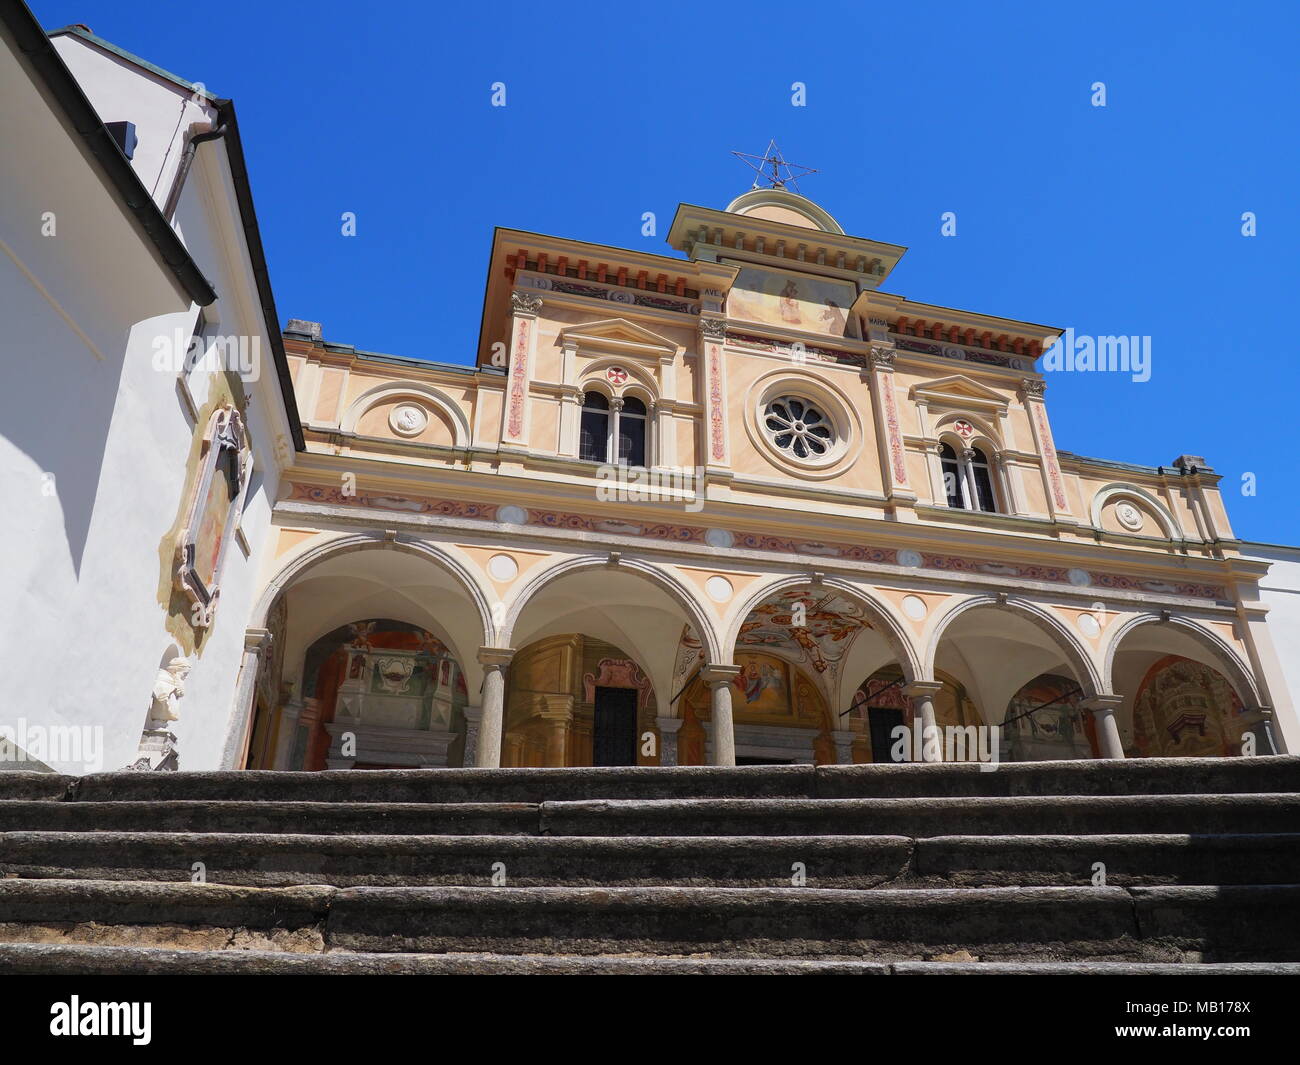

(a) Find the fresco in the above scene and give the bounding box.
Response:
[1131,654,1245,758]
[727,265,856,338]
[736,589,874,684]
[1004,673,1096,761]
[298,619,467,770]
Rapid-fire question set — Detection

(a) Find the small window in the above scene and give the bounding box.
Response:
[940,439,999,513]
[970,447,997,513]
[618,397,646,467]
[579,391,609,462]
[940,442,963,508]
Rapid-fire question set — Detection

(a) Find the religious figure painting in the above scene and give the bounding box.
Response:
[725,264,856,338]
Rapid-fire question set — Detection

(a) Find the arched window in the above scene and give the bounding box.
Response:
[578,390,650,467]
[939,442,964,509]
[617,397,647,467]
[579,391,609,462]
[940,440,999,513]
[969,447,997,512]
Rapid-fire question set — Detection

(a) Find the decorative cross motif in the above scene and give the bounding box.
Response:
[953,419,975,439]
[606,366,629,386]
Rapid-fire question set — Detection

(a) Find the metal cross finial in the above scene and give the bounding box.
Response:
[731,139,819,193]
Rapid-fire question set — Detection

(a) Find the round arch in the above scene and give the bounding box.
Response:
[500,554,723,664]
[723,574,921,685]
[339,381,472,446]
[253,534,496,653]
[1089,483,1179,540]
[924,595,1104,698]
[933,411,1004,451]
[1102,613,1262,707]
[576,357,660,402]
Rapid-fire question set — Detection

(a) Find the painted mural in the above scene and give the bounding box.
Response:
[735,589,875,690]
[1130,655,1246,758]
[677,653,834,766]
[1004,674,1096,762]
[726,264,856,338]
[298,619,467,771]
[847,666,978,763]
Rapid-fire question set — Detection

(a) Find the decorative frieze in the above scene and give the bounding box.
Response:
[284,481,1229,600]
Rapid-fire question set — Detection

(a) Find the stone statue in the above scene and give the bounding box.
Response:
[148,656,191,728]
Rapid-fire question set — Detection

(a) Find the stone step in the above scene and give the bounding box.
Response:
[3,831,1298,888]
[1,793,1295,837]
[540,794,1300,837]
[2,943,1297,975]
[0,832,912,888]
[1,880,1295,962]
[0,800,540,835]
[25,755,1296,805]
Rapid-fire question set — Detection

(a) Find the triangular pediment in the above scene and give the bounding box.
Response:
[558,318,679,357]
[909,374,1009,411]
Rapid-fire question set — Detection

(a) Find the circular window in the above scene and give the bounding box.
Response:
[762,396,835,459]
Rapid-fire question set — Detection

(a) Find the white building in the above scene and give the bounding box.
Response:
[0,11,300,773]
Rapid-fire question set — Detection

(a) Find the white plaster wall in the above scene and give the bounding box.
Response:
[51,34,217,213]
[1243,543,1300,717]
[0,30,291,773]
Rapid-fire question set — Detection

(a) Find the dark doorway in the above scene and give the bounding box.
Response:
[737,756,794,766]
[868,707,907,762]
[593,686,638,766]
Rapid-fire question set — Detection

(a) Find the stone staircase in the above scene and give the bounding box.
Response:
[1,757,1298,974]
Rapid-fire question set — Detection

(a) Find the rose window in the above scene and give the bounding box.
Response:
[762,396,834,459]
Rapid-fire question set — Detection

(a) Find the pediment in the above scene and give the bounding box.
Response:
[558,318,679,359]
[909,374,1009,412]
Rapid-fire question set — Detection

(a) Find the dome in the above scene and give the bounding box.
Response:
[723,187,845,235]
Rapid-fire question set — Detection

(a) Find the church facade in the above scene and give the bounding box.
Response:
[3,13,1295,776]
[249,187,1295,773]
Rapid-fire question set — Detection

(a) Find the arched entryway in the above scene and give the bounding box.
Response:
[496,558,716,767]
[502,634,658,767]
[1107,616,1268,757]
[241,538,492,770]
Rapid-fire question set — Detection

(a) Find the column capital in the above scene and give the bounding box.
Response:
[699,316,727,340]
[1081,694,1124,712]
[655,715,684,735]
[1019,377,1047,398]
[867,344,897,371]
[700,663,740,688]
[510,290,543,316]
[902,680,944,698]
[477,646,515,669]
[243,628,273,655]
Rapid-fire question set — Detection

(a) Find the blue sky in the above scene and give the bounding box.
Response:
[33,0,1300,544]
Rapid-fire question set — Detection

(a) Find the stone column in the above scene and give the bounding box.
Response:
[1083,695,1126,759]
[219,628,272,770]
[831,729,857,765]
[701,664,740,766]
[474,647,514,769]
[461,705,482,767]
[904,681,944,762]
[656,715,683,766]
